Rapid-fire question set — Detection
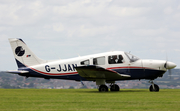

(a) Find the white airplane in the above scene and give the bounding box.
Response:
[6,38,176,92]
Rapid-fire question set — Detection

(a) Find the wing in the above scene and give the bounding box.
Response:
[75,65,130,81]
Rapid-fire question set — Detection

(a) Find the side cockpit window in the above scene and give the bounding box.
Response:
[108,55,124,64]
[80,60,90,65]
[93,56,105,65]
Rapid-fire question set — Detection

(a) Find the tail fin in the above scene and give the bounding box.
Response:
[8,38,46,68]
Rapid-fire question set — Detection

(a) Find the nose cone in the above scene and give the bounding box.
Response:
[166,61,177,69]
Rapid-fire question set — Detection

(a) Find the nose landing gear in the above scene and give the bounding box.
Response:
[149,80,159,92]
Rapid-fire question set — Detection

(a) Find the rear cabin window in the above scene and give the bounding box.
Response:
[108,55,124,64]
[93,56,105,65]
[80,60,90,65]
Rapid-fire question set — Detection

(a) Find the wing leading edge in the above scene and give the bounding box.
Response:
[75,65,131,81]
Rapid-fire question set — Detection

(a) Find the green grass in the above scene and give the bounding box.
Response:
[0,89,180,111]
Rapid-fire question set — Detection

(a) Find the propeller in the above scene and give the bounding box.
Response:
[164,61,171,78]
[164,61,176,79]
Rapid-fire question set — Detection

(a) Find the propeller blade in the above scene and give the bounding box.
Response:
[163,54,176,79]
[169,69,172,79]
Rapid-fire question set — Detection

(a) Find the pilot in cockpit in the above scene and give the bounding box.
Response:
[110,55,124,64]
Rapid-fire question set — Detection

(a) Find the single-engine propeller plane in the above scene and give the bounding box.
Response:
[6,38,176,92]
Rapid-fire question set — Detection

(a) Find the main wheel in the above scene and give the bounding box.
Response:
[149,84,159,92]
[110,84,120,91]
[99,85,108,92]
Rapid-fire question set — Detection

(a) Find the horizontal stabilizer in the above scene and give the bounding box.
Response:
[5,70,29,74]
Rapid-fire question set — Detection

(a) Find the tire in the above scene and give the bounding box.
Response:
[99,85,108,92]
[110,84,120,91]
[149,84,159,92]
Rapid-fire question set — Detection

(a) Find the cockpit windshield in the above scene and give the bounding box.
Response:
[125,52,140,62]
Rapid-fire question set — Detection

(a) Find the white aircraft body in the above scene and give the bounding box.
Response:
[7,38,176,92]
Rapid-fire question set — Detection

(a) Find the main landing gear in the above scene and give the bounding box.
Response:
[98,85,108,92]
[98,84,120,92]
[110,84,120,91]
[149,80,159,92]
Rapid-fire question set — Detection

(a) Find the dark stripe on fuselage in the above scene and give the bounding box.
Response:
[19,67,87,81]
[21,67,165,81]
[108,67,166,80]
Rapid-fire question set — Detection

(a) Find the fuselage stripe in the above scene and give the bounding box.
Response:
[30,67,78,76]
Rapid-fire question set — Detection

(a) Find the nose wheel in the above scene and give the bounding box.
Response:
[149,80,159,92]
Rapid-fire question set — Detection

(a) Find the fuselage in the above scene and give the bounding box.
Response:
[17,51,173,81]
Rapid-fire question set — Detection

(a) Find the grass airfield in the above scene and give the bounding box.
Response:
[0,89,180,111]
